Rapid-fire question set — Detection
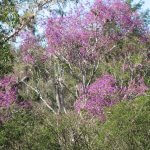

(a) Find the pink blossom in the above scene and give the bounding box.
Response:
[20,31,36,64]
[0,76,17,107]
[74,75,117,120]
[45,0,144,66]
[74,74,148,120]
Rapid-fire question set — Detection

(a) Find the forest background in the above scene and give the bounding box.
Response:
[0,0,150,149]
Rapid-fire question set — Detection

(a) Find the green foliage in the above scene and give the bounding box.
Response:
[0,43,14,76]
[0,105,99,150]
[98,60,131,85]
[0,0,20,28]
[0,0,20,76]
[97,93,150,150]
[0,92,150,150]
[0,106,60,150]
[50,112,100,150]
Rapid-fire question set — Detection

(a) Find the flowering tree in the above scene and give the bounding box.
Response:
[44,0,148,116]
[2,0,148,120]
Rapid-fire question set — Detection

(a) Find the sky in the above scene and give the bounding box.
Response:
[135,0,150,10]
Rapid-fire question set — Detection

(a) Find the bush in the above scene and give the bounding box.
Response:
[0,106,60,150]
[0,93,149,150]
[97,93,150,150]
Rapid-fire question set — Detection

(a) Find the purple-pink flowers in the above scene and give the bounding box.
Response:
[74,75,118,120]
[0,76,17,107]
[74,74,148,120]
[20,31,36,64]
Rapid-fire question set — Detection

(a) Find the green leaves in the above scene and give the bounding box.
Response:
[0,0,19,76]
[97,93,150,149]
[0,43,14,76]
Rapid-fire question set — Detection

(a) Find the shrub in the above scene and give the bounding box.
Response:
[97,93,150,150]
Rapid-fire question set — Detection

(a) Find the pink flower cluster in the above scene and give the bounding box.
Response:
[74,74,148,120]
[0,76,17,107]
[90,0,141,29]
[0,76,33,109]
[20,31,36,64]
[74,75,117,120]
[19,0,145,67]
[45,0,143,63]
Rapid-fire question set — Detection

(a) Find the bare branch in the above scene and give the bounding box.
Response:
[21,76,57,114]
[87,60,100,86]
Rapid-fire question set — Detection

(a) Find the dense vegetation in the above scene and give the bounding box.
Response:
[0,0,150,149]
